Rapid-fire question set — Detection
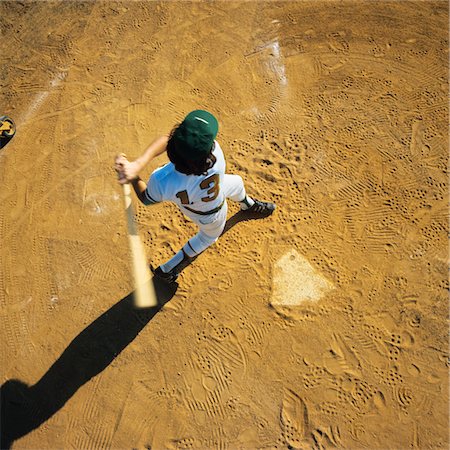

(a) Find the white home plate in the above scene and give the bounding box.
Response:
[271,249,334,306]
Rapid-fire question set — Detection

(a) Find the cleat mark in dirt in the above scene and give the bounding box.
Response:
[312,425,342,449]
[324,333,362,377]
[280,389,309,447]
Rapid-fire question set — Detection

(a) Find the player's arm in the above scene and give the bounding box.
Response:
[130,177,154,205]
[133,134,169,172]
[128,168,162,206]
[115,134,169,184]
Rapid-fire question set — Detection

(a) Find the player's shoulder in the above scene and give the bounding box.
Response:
[149,162,180,199]
[151,162,180,191]
[152,162,175,180]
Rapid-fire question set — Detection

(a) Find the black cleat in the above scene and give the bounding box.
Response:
[153,266,178,284]
[245,199,276,217]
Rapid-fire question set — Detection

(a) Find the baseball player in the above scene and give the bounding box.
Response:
[115,110,275,283]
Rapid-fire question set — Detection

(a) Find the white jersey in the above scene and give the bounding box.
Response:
[144,141,226,222]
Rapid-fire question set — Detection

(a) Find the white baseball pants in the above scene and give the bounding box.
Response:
[160,174,246,272]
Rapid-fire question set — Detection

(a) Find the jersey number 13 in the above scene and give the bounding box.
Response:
[176,174,220,205]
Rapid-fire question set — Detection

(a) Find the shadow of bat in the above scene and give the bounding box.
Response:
[0,276,177,449]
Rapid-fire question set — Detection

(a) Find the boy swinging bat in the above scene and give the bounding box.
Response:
[115,110,275,284]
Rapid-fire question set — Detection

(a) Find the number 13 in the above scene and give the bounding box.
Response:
[176,174,220,205]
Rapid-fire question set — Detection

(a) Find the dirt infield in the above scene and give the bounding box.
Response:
[0,1,448,448]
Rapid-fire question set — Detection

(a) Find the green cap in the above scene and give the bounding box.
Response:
[173,110,219,161]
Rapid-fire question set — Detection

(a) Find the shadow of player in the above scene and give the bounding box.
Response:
[0,276,177,449]
[176,208,272,273]
[222,208,273,235]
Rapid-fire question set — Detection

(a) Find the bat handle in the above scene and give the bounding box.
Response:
[122,182,131,195]
[122,182,132,208]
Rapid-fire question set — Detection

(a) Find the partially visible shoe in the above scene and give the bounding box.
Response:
[153,266,178,283]
[0,115,16,150]
[245,199,276,217]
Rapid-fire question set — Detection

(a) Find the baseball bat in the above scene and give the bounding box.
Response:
[122,183,157,308]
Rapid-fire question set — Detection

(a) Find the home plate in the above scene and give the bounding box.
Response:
[270,249,334,306]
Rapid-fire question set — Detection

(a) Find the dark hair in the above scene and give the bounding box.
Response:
[167,125,216,176]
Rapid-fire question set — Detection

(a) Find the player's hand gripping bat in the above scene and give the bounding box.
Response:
[122,183,157,308]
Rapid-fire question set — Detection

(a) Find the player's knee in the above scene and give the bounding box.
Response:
[199,233,218,248]
[184,233,217,258]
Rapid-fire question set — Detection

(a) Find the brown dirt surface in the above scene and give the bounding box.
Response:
[1,1,448,449]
